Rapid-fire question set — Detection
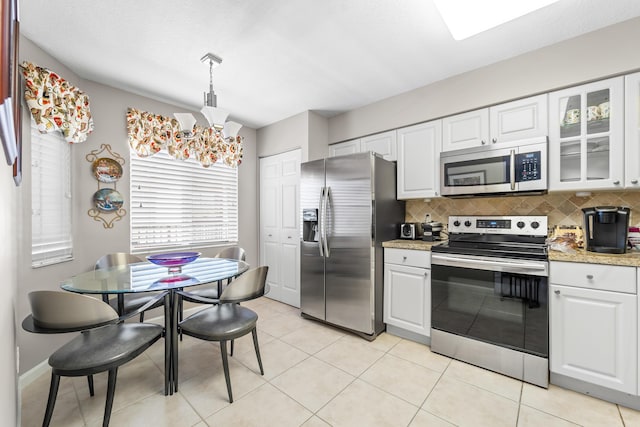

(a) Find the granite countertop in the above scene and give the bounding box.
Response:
[549,248,640,267]
[383,239,640,268]
[382,240,443,251]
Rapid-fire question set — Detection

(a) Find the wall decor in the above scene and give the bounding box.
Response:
[86,144,126,228]
[1,0,21,186]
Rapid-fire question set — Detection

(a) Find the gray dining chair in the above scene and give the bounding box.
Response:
[178,247,246,337]
[22,290,167,427]
[95,253,164,321]
[176,266,268,403]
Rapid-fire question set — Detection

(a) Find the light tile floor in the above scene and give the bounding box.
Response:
[20,297,640,427]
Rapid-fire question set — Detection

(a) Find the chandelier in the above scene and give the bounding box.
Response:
[173,53,242,141]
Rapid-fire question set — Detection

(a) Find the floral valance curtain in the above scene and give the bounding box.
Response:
[127,107,243,168]
[22,61,94,143]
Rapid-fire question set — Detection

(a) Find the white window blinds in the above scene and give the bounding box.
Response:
[130,151,238,253]
[31,120,73,267]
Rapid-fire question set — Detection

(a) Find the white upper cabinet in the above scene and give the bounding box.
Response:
[396,120,442,199]
[625,72,640,188]
[489,94,548,143]
[361,130,397,161]
[329,139,361,157]
[442,109,489,152]
[548,77,624,191]
[442,94,547,152]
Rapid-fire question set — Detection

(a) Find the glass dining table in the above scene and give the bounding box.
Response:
[61,257,250,395]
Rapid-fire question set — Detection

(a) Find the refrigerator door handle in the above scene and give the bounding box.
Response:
[323,186,331,257]
[318,187,324,257]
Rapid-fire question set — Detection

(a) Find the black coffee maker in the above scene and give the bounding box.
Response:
[582,206,631,254]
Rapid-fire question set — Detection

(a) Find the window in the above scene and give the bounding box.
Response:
[31,120,73,267]
[130,151,238,253]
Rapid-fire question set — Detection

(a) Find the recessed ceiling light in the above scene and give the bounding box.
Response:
[433,0,560,40]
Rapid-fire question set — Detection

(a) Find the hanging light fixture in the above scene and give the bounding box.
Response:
[173,52,242,140]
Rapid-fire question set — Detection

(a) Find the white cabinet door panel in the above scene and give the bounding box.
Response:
[489,94,548,143]
[396,121,442,199]
[361,131,397,161]
[329,139,361,157]
[550,284,637,393]
[625,72,640,188]
[384,260,430,337]
[442,109,489,152]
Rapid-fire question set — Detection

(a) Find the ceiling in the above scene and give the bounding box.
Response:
[19,0,640,130]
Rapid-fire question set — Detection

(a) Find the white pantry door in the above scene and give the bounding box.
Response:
[259,149,301,307]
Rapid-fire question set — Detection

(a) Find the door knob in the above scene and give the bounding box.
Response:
[481,140,486,145]
[554,290,560,295]
[613,180,620,185]
[402,256,407,261]
[492,138,497,143]
[632,179,639,184]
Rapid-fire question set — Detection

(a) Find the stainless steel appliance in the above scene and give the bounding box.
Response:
[583,206,631,254]
[421,221,443,241]
[401,222,423,240]
[440,137,548,197]
[300,152,404,339]
[431,215,549,387]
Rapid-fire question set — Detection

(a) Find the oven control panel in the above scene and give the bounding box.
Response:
[448,215,548,236]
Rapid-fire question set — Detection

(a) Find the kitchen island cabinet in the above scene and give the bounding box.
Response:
[383,248,431,344]
[550,261,637,395]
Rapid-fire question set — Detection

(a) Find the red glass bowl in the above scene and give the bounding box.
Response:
[147,252,201,268]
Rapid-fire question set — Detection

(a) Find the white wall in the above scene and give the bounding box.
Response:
[328,16,640,143]
[17,36,258,373]
[257,110,309,161]
[0,137,18,427]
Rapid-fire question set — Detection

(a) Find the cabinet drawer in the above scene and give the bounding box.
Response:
[550,261,636,294]
[385,248,430,268]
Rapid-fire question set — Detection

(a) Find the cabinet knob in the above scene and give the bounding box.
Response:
[554,290,560,295]
[287,236,292,239]
[613,180,620,185]
[402,256,407,261]
[632,179,639,184]
[492,138,497,143]
[268,234,273,237]
[586,274,594,280]
[481,140,486,145]
[424,272,428,277]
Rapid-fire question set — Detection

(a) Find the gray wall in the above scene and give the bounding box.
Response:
[328,16,640,143]
[17,36,258,373]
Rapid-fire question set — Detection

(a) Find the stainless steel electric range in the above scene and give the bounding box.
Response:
[430,215,549,387]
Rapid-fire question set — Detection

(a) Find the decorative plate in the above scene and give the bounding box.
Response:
[147,252,202,268]
[93,188,124,212]
[92,157,123,183]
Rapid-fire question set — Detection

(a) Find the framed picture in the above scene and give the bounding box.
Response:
[448,170,486,186]
[0,0,19,185]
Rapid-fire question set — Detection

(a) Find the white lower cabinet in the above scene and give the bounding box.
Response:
[550,262,637,394]
[384,249,430,338]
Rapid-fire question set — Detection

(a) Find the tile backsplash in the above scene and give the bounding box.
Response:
[405,191,640,231]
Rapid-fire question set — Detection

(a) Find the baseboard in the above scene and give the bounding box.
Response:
[385,325,430,345]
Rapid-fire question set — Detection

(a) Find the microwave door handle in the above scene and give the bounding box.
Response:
[510,150,516,191]
[318,187,324,257]
[323,187,331,257]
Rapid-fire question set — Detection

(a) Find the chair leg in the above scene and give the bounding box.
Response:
[87,374,95,396]
[140,312,145,322]
[251,328,264,375]
[103,368,118,427]
[230,339,234,356]
[43,373,61,427]
[178,297,183,341]
[219,341,233,403]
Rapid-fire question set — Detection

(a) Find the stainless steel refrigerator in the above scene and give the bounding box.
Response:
[300,152,404,339]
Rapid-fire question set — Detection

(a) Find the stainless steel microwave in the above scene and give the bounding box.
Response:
[440,137,548,197]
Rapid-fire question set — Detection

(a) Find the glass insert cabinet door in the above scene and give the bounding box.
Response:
[548,76,624,191]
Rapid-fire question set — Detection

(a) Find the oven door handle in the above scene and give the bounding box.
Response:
[431,253,548,276]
